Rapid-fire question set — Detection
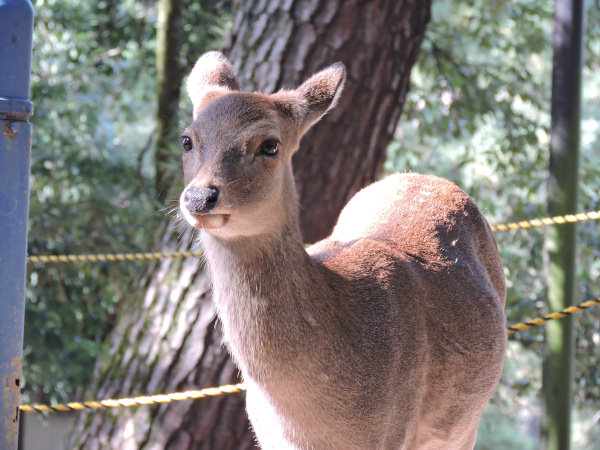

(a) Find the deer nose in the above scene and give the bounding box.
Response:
[184,186,220,213]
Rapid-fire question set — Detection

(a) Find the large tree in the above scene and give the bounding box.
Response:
[69,1,432,448]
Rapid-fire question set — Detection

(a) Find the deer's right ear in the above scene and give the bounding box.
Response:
[187,52,240,118]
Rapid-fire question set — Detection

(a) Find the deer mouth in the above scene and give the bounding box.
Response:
[192,213,230,229]
[180,207,230,230]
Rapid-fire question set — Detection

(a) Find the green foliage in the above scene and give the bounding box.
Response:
[386,0,600,447]
[477,343,541,450]
[25,0,230,404]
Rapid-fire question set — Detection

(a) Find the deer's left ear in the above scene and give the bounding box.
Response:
[297,62,346,122]
[187,51,240,118]
[274,62,346,135]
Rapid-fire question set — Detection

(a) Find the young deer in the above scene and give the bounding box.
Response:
[179,51,506,450]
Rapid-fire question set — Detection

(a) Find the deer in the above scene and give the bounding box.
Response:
[178,51,507,450]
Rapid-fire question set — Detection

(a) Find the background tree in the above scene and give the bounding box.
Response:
[154,0,228,202]
[154,0,184,203]
[67,0,432,448]
[542,0,584,448]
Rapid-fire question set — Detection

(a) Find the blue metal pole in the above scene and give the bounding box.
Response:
[0,0,34,447]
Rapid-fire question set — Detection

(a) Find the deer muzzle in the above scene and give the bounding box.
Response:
[180,185,230,230]
[184,186,220,214]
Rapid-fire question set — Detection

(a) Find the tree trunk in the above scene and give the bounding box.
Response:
[155,0,184,204]
[227,0,431,242]
[68,1,431,448]
[541,0,584,448]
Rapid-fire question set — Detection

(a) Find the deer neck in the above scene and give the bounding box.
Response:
[199,203,323,381]
[201,220,311,294]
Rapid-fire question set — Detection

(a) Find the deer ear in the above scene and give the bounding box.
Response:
[295,62,346,131]
[187,52,240,118]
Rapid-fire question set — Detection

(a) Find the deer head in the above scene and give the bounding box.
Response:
[179,52,345,239]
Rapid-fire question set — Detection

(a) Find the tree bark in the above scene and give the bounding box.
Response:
[227,0,431,242]
[68,1,431,448]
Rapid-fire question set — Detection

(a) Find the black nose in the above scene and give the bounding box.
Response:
[184,186,219,213]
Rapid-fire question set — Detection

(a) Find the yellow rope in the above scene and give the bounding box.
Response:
[506,298,600,334]
[18,383,246,413]
[25,210,600,264]
[27,251,203,264]
[490,210,600,233]
[17,209,600,412]
[17,297,600,414]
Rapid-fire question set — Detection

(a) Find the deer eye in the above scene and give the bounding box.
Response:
[181,136,193,153]
[258,139,280,156]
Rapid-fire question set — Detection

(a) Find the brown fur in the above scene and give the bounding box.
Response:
[179,52,506,450]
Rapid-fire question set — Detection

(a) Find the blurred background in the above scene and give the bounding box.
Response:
[21,0,600,448]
